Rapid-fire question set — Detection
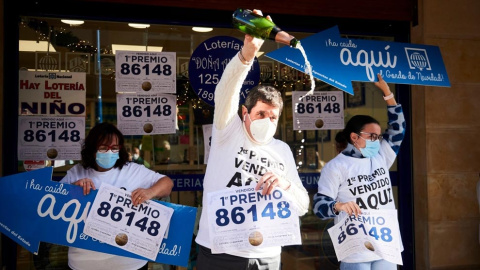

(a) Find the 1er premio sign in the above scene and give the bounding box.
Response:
[84,183,174,260]
[18,116,84,160]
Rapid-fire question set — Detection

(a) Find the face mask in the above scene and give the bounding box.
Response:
[245,113,277,143]
[96,151,119,169]
[357,137,381,158]
[133,154,139,159]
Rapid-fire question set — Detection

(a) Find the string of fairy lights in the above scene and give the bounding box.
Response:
[20,18,319,170]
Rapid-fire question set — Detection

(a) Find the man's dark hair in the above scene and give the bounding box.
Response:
[243,85,283,114]
[80,122,130,169]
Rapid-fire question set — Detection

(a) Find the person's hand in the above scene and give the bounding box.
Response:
[335,201,362,217]
[131,188,155,206]
[374,73,391,96]
[73,178,96,195]
[255,172,291,195]
[240,9,267,62]
[374,73,396,105]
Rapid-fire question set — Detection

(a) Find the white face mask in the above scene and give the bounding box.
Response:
[133,154,139,159]
[245,113,277,143]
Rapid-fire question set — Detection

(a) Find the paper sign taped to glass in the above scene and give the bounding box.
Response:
[207,186,301,254]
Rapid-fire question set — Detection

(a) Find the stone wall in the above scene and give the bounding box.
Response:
[412,0,480,269]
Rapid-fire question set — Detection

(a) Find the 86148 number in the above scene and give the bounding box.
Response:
[338,223,392,244]
[97,201,160,237]
[24,129,80,142]
[216,201,291,227]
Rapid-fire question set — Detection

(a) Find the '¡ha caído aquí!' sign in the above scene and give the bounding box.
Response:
[266,26,450,95]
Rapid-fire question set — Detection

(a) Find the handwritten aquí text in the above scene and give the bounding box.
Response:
[37,194,91,243]
[340,45,397,82]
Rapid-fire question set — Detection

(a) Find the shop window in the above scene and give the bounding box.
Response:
[16,16,396,270]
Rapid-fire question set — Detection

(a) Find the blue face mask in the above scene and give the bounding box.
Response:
[96,151,119,169]
[359,139,381,158]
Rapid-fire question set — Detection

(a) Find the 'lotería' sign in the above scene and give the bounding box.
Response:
[188,36,260,106]
[266,26,450,95]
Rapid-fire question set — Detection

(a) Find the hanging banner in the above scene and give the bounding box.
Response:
[188,36,260,106]
[19,71,86,116]
[292,91,344,130]
[327,210,403,265]
[115,51,176,93]
[266,26,450,95]
[17,116,84,160]
[0,168,197,267]
[116,93,177,135]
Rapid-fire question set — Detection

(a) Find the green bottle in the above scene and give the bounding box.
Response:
[232,8,300,48]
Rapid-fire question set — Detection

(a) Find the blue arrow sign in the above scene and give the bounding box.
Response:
[266,26,450,95]
[0,167,197,267]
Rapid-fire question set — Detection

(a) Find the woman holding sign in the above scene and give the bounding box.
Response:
[314,74,405,270]
[60,122,173,270]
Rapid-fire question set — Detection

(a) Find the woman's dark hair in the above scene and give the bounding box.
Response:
[336,115,380,145]
[80,122,129,169]
[334,132,348,153]
[244,85,283,114]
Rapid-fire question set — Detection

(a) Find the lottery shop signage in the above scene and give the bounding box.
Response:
[19,71,86,116]
[188,36,260,106]
[17,116,84,160]
[115,51,176,93]
[266,26,450,95]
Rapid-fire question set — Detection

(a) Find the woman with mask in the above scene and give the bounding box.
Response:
[60,122,173,270]
[314,74,405,270]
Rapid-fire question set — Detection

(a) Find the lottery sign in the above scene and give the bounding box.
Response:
[327,210,403,265]
[18,71,86,117]
[188,36,260,107]
[207,186,301,254]
[84,183,174,261]
[116,93,177,135]
[292,91,344,130]
[115,51,176,93]
[17,116,84,160]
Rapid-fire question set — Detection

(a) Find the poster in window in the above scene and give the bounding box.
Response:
[35,52,61,72]
[177,57,190,79]
[65,52,90,73]
[94,54,115,76]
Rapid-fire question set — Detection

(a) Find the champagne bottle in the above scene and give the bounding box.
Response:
[232,8,300,48]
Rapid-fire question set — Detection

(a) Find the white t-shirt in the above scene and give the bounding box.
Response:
[60,162,165,270]
[318,140,401,263]
[195,116,306,258]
